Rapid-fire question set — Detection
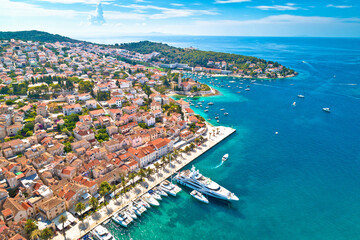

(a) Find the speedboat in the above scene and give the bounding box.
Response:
[131,202,146,216]
[204,110,208,112]
[292,102,296,107]
[174,166,239,201]
[208,102,214,105]
[217,120,220,123]
[143,193,160,206]
[190,190,209,204]
[92,225,113,240]
[160,180,181,196]
[137,198,150,208]
[224,112,228,116]
[297,94,305,98]
[245,88,250,91]
[220,108,225,111]
[112,211,133,228]
[125,208,137,219]
[322,107,331,113]
[215,116,219,119]
[148,190,162,200]
[154,187,168,197]
[222,154,229,162]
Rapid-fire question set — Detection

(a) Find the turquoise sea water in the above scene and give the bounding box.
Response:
[101,37,360,240]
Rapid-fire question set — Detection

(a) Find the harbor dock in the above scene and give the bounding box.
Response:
[54,125,236,240]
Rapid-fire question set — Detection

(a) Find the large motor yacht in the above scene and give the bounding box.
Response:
[174,166,239,201]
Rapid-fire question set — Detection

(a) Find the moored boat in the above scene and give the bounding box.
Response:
[143,193,160,206]
[174,166,238,201]
[91,225,114,240]
[190,190,209,204]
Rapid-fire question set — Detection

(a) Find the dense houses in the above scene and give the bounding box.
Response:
[0,39,208,239]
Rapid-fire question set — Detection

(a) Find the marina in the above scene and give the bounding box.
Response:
[55,125,236,240]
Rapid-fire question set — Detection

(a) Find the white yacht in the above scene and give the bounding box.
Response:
[143,193,160,206]
[160,180,181,196]
[137,198,150,208]
[131,202,146,216]
[292,102,296,107]
[222,154,229,162]
[224,112,229,116]
[125,208,137,219]
[174,166,239,201]
[154,187,168,197]
[148,190,162,200]
[322,107,331,113]
[91,225,113,240]
[190,190,209,204]
[297,94,305,98]
[112,211,133,228]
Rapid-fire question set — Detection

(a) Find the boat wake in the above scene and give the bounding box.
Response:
[214,161,224,168]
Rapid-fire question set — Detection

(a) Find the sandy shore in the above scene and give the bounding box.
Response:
[54,125,235,240]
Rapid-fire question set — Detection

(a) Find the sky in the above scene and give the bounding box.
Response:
[0,0,359,39]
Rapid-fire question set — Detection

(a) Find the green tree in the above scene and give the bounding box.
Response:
[75,202,86,222]
[30,229,42,240]
[25,219,38,235]
[41,227,53,240]
[89,197,99,211]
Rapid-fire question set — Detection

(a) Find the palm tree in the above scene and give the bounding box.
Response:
[161,156,167,170]
[111,184,119,202]
[166,153,172,168]
[184,146,190,153]
[128,172,136,186]
[120,175,127,195]
[41,227,53,240]
[75,202,86,223]
[146,167,154,179]
[138,168,146,182]
[89,197,99,211]
[30,229,42,240]
[59,214,67,240]
[25,219,38,235]
[99,189,109,212]
[154,162,160,176]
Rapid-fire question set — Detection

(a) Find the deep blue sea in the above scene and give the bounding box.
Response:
[95,36,360,240]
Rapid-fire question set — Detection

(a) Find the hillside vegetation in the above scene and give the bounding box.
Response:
[0,30,83,43]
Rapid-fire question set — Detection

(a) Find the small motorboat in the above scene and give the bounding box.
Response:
[148,190,162,200]
[125,208,137,219]
[245,88,250,91]
[292,102,296,107]
[215,116,219,119]
[217,120,220,123]
[143,193,160,206]
[154,187,168,197]
[297,94,305,98]
[190,190,209,204]
[137,198,150,208]
[322,108,331,113]
[208,102,214,105]
[220,108,225,111]
[222,154,229,161]
[91,225,114,240]
[224,112,228,116]
[204,109,208,112]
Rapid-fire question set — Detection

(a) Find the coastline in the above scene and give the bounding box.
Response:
[55,124,236,240]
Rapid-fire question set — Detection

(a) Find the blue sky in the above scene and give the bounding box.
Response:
[0,0,359,38]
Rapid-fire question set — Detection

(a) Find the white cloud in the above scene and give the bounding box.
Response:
[114,4,218,19]
[105,11,145,20]
[89,3,106,25]
[28,0,113,4]
[215,0,251,3]
[252,3,300,11]
[326,4,352,9]
[0,0,81,17]
[195,15,360,26]
[171,3,184,7]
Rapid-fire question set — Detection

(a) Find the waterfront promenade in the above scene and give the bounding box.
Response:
[54,125,236,240]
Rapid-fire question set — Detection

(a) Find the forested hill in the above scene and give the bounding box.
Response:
[0,30,84,43]
[118,41,272,69]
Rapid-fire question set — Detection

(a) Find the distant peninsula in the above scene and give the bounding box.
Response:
[0,30,296,79]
